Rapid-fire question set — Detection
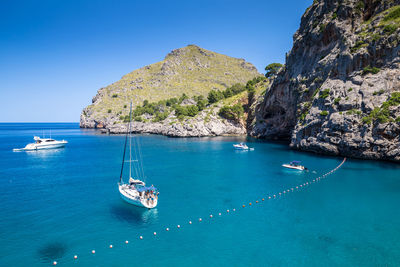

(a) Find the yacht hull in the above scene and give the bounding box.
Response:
[118,184,157,209]
[282,164,304,171]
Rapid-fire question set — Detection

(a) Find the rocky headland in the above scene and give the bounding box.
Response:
[80,44,260,136]
[250,0,400,162]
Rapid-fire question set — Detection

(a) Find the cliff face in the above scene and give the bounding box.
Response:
[251,0,400,162]
[80,45,259,130]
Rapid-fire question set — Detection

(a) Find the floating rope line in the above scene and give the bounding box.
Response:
[53,158,346,265]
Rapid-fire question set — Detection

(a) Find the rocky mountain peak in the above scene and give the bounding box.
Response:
[81,45,260,130]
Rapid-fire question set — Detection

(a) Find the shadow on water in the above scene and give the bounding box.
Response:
[37,242,67,262]
[110,203,158,225]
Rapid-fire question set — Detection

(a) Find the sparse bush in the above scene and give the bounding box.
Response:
[218,104,244,122]
[265,63,283,78]
[383,6,400,22]
[334,97,341,104]
[362,66,380,75]
[179,93,188,103]
[320,110,329,116]
[134,116,143,122]
[112,94,118,98]
[207,89,224,104]
[152,111,169,122]
[373,89,385,96]
[383,24,397,35]
[319,89,330,99]
[319,23,326,33]
[107,109,112,113]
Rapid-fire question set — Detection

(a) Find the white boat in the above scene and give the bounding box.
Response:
[282,161,306,171]
[13,136,68,151]
[233,143,249,150]
[118,102,159,209]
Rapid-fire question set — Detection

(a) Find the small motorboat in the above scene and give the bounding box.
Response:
[282,161,306,171]
[13,136,68,151]
[233,143,250,150]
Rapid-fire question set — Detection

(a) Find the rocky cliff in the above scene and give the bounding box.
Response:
[80,45,259,132]
[251,0,400,162]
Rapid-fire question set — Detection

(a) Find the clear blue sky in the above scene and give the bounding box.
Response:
[0,0,311,122]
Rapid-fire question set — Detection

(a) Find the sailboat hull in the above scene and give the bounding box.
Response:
[118,184,158,209]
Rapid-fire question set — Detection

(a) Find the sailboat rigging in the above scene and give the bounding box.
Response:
[118,102,159,209]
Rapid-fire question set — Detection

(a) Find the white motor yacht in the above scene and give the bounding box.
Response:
[233,143,249,150]
[13,136,68,151]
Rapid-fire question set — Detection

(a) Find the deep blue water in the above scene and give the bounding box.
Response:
[1,123,400,266]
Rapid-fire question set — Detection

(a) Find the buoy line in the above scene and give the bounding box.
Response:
[53,158,346,265]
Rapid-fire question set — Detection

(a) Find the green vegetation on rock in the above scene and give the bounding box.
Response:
[362,92,400,124]
[82,45,259,124]
[264,63,283,78]
[218,104,244,122]
[362,66,380,75]
[319,89,330,99]
[320,110,328,116]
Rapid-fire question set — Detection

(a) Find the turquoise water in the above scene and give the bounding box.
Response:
[1,123,400,266]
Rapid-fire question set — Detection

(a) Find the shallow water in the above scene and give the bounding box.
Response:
[0,123,399,266]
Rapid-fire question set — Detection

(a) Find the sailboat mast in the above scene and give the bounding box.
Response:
[119,102,131,184]
[129,102,132,179]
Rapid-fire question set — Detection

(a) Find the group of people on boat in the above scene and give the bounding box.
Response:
[139,187,159,206]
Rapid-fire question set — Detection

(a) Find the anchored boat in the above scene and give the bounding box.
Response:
[118,102,159,209]
[233,143,254,150]
[282,161,307,171]
[13,136,67,151]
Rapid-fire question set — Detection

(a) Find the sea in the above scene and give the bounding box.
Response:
[0,123,399,266]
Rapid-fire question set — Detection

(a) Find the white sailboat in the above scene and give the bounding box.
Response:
[118,102,158,209]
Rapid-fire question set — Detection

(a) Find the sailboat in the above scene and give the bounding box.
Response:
[118,102,159,209]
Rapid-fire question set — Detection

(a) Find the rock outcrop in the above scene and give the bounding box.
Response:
[103,105,246,137]
[80,44,259,133]
[251,0,400,162]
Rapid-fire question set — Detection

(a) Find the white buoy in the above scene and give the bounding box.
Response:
[177,225,181,228]
[166,227,170,231]
[125,240,129,244]
[74,255,78,259]
[154,232,157,236]
[210,214,213,218]
[227,209,230,213]
[189,220,192,224]
[92,250,95,254]
[109,245,113,248]
[233,208,236,211]
[53,261,57,265]
[218,213,221,216]
[140,236,143,240]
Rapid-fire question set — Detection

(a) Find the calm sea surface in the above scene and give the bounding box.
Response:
[0,123,400,266]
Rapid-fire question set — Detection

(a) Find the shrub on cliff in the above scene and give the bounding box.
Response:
[223,83,246,98]
[208,90,224,104]
[196,97,208,111]
[265,63,283,78]
[218,104,244,122]
[174,105,199,117]
[362,66,380,75]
